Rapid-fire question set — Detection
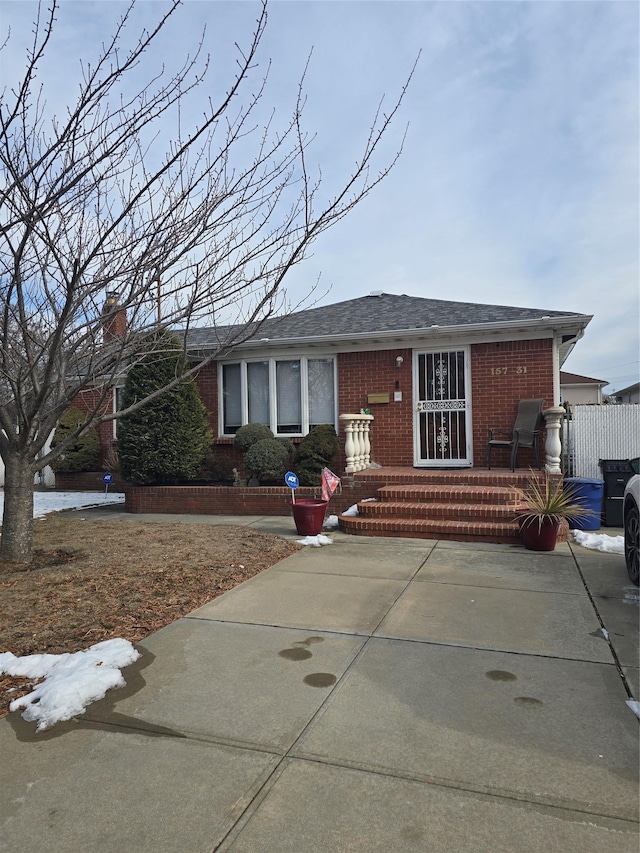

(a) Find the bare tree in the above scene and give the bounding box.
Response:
[0,0,415,564]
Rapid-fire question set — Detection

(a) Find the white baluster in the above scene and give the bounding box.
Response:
[362,418,371,468]
[340,413,374,473]
[543,406,565,474]
[354,419,364,470]
[342,417,357,473]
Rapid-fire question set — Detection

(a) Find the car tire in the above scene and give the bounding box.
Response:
[624,503,639,585]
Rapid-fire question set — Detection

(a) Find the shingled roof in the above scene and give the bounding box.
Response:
[184,292,590,351]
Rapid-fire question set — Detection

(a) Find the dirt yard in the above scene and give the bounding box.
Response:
[0,514,301,719]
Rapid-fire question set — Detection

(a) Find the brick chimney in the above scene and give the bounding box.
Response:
[102,291,127,342]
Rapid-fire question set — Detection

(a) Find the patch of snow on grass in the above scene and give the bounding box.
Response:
[0,490,125,519]
[0,639,140,732]
[572,530,624,555]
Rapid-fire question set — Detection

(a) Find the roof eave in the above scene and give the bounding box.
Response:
[189,314,593,353]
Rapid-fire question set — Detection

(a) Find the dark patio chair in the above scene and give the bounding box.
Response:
[486,398,544,471]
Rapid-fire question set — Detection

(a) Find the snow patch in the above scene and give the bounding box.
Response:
[296,534,333,547]
[323,515,339,530]
[572,530,624,555]
[0,490,125,519]
[0,639,140,732]
[342,504,359,517]
[626,700,640,720]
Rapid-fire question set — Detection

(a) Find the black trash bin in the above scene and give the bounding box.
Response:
[599,460,634,527]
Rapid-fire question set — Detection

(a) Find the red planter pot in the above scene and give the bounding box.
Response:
[519,515,561,552]
[290,499,329,536]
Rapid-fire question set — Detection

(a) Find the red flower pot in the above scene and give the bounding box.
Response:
[519,515,561,552]
[291,499,328,536]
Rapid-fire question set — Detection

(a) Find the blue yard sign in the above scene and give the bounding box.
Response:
[285,471,299,502]
[103,471,113,496]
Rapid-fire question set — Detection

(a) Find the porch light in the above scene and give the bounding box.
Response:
[395,355,404,368]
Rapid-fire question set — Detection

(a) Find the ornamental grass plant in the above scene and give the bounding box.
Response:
[514,473,597,532]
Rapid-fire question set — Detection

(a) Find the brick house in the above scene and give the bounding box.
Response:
[61,291,593,541]
[183,291,591,473]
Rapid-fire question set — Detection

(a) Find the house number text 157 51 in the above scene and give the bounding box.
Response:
[490,366,527,376]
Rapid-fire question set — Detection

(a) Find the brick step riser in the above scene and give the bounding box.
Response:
[354,473,548,489]
[359,502,520,521]
[339,516,521,544]
[377,487,522,505]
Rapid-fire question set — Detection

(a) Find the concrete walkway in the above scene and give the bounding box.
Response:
[1,509,638,852]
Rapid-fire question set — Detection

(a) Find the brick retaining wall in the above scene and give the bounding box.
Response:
[125,482,376,516]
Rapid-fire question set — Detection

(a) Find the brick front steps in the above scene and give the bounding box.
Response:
[338,468,564,545]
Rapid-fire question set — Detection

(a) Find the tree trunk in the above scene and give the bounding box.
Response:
[1,452,35,565]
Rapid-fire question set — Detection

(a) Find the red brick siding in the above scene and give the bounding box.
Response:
[194,362,218,436]
[69,387,117,469]
[337,349,413,468]
[470,339,553,468]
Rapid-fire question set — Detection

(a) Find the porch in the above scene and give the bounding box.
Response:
[334,405,565,544]
[338,467,558,545]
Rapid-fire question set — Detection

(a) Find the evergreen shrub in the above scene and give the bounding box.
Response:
[233,423,273,454]
[293,424,340,486]
[118,331,211,485]
[197,449,235,484]
[50,406,101,472]
[244,438,290,484]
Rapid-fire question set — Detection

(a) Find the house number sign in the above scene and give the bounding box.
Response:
[490,366,528,376]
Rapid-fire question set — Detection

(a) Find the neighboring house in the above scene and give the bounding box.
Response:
[559,371,609,406]
[184,292,591,472]
[612,382,640,404]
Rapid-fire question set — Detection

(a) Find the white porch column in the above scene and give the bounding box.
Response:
[339,413,374,473]
[543,406,565,474]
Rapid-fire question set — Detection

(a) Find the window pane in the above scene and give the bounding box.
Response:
[276,360,301,433]
[223,363,242,433]
[247,361,270,424]
[308,359,335,427]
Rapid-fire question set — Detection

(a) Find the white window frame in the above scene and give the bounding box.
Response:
[113,385,125,438]
[219,355,338,437]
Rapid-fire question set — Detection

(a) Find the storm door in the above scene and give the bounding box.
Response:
[413,349,472,467]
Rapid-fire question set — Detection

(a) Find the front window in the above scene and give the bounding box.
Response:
[220,356,336,436]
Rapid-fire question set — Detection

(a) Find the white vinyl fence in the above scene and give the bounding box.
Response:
[564,404,640,479]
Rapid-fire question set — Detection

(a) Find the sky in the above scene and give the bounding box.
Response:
[1,0,638,394]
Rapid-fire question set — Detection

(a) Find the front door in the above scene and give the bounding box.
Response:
[413,349,472,467]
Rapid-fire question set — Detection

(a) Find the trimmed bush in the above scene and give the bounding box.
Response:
[196,449,235,484]
[50,406,101,473]
[244,438,290,484]
[233,423,274,454]
[118,331,212,485]
[293,424,340,486]
[278,438,296,464]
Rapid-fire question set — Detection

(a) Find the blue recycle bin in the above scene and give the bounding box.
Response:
[564,477,604,531]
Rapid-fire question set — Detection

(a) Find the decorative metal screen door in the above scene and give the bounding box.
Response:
[413,349,472,467]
